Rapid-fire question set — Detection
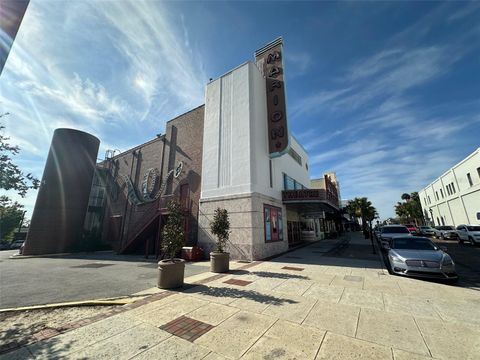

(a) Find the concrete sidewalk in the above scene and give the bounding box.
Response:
[2,232,479,360]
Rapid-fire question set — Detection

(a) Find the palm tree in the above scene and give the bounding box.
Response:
[346,197,375,234]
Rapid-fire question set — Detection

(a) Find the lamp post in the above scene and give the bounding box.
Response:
[429,208,434,227]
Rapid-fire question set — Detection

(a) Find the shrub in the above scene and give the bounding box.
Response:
[210,208,230,253]
[162,200,185,260]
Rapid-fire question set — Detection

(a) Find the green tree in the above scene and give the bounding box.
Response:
[395,192,424,225]
[345,197,377,233]
[161,200,185,260]
[0,196,24,242]
[210,208,230,253]
[1,121,39,197]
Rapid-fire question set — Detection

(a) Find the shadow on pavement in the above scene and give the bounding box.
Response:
[0,313,75,359]
[249,271,310,280]
[178,285,298,306]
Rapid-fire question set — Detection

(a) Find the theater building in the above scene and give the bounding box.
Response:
[26,38,341,260]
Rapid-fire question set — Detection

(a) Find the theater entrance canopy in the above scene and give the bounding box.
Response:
[282,189,340,215]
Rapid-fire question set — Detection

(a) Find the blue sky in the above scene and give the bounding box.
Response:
[1,1,479,219]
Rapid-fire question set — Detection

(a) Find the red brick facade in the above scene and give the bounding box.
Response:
[93,105,205,256]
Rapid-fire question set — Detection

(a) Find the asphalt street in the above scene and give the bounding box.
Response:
[0,250,211,309]
[431,237,480,290]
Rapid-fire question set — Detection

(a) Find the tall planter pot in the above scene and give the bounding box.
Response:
[210,252,229,273]
[158,259,185,289]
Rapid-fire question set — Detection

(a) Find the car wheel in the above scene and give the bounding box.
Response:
[459,238,464,244]
[469,237,476,246]
[440,233,444,240]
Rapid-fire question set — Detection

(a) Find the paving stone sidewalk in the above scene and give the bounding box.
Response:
[2,233,480,360]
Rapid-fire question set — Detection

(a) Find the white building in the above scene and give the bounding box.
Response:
[197,40,340,260]
[419,148,480,227]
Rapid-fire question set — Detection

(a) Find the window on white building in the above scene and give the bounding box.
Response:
[467,173,473,187]
[435,191,439,200]
[288,148,302,166]
[451,182,456,193]
[440,189,444,198]
[477,167,480,180]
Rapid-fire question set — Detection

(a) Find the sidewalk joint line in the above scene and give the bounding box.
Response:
[239,318,279,358]
[315,330,328,359]
[338,287,346,304]
[354,308,361,338]
[412,316,433,358]
[301,299,318,325]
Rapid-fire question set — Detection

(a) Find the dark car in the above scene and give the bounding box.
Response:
[386,236,457,280]
[379,225,412,249]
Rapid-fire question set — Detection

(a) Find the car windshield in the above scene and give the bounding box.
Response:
[467,226,480,231]
[438,226,453,230]
[392,238,436,250]
[420,226,431,229]
[382,226,410,234]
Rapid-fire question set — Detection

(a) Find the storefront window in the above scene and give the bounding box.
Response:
[264,204,283,242]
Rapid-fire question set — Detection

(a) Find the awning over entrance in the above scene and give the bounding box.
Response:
[282,189,340,215]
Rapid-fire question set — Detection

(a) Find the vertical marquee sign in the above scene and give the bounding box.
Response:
[255,37,289,157]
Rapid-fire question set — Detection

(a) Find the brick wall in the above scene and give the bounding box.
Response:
[99,105,204,252]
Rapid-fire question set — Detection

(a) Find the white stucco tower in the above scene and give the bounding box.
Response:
[197,61,310,260]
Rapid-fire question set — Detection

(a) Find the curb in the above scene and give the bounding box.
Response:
[9,250,115,260]
[0,295,148,313]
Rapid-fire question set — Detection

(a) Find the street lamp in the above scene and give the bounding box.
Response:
[429,208,434,226]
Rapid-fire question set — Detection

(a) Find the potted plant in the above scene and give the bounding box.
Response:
[158,200,186,289]
[209,208,230,273]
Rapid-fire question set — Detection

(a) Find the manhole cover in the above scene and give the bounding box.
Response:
[71,263,115,269]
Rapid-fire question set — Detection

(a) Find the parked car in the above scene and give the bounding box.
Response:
[433,226,458,240]
[373,226,383,240]
[418,226,435,237]
[9,240,25,250]
[386,236,457,280]
[379,225,412,249]
[456,225,480,245]
[403,224,418,234]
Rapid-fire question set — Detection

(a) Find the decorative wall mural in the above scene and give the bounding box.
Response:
[122,161,184,205]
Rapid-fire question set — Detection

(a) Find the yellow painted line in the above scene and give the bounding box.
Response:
[9,250,114,259]
[0,295,147,313]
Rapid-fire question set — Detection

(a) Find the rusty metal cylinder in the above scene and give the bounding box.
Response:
[23,129,100,255]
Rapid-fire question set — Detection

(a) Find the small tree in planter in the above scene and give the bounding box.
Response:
[209,208,230,273]
[158,200,186,289]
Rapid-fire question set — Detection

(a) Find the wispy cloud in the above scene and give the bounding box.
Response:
[0,0,209,217]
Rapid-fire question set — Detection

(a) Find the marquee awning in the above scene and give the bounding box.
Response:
[282,189,340,215]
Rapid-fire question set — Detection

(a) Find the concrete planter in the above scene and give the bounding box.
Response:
[157,259,185,289]
[210,252,229,273]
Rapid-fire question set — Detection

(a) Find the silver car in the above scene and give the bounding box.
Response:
[386,236,457,280]
[418,226,435,237]
[433,226,457,240]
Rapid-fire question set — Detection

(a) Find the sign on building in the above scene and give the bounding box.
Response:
[255,37,289,157]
